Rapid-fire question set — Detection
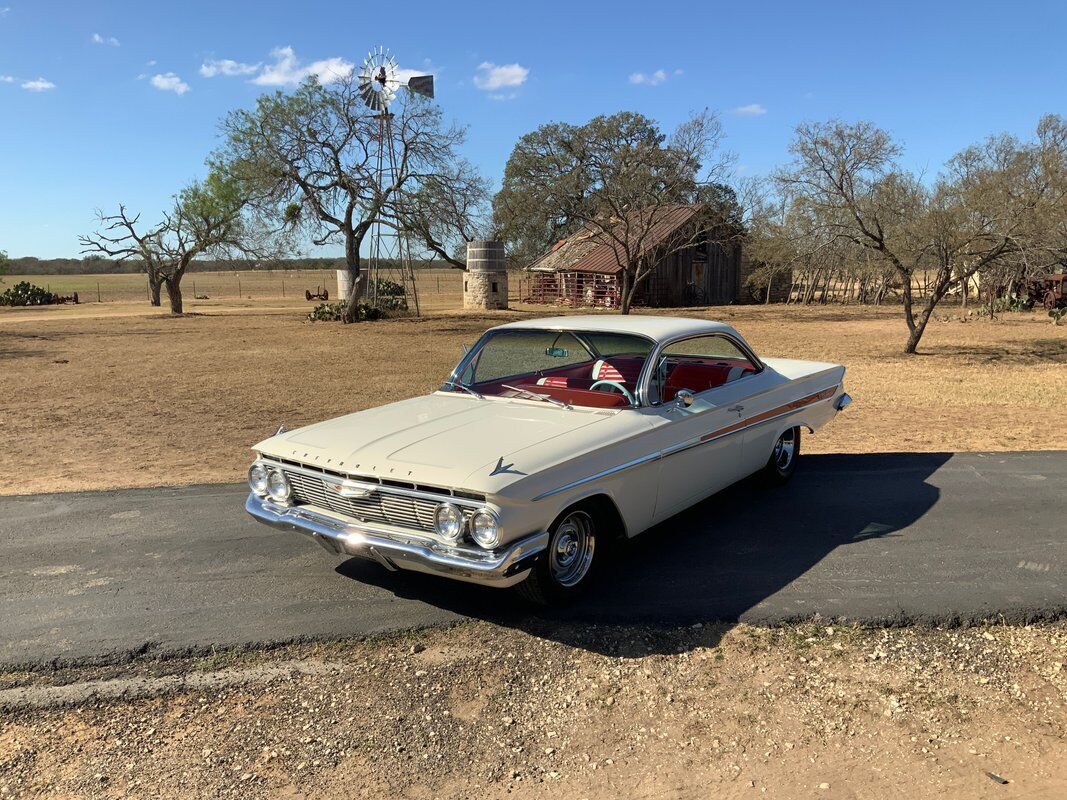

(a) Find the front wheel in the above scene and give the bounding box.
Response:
[759,426,801,486]
[516,507,601,605]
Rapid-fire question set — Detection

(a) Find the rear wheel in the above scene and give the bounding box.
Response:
[759,426,800,486]
[517,506,602,605]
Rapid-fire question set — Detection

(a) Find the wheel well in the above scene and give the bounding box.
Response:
[553,494,626,541]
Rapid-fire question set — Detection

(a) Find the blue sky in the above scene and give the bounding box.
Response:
[1,0,1064,258]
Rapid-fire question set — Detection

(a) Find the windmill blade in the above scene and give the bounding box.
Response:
[407,75,434,99]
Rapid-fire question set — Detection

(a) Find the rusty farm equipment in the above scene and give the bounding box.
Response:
[1032,273,1067,311]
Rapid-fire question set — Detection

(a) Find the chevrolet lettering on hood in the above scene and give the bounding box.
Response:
[245,315,852,604]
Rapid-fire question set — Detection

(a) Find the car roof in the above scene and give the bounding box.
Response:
[491,314,744,344]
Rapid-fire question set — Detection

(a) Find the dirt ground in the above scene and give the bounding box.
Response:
[1,621,1065,799]
[1,301,1065,495]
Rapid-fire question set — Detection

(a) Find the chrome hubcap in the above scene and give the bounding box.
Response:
[549,511,595,588]
[773,429,796,471]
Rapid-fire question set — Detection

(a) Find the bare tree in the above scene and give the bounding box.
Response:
[80,169,268,314]
[494,110,732,313]
[217,76,483,321]
[777,118,1065,353]
[399,159,491,268]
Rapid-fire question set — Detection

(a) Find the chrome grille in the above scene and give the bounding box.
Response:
[282,469,469,533]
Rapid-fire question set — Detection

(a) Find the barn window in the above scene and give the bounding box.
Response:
[492,282,498,293]
[464,280,468,291]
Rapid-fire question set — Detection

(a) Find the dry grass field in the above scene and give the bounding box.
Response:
[1,296,1065,496]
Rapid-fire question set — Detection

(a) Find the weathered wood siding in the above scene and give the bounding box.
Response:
[636,240,741,307]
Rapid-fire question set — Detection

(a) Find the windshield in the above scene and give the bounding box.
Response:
[451,329,654,409]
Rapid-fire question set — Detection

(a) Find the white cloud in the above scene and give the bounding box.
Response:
[0,74,13,83]
[732,103,768,116]
[200,58,260,78]
[146,59,156,66]
[0,7,9,17]
[91,32,120,46]
[250,46,353,86]
[629,69,668,86]
[473,61,528,92]
[21,77,55,91]
[150,72,190,95]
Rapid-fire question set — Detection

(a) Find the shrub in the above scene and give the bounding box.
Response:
[374,279,406,297]
[306,301,385,322]
[0,281,56,306]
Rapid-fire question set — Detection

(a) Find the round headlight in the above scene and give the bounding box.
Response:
[266,469,291,501]
[434,503,464,542]
[248,463,270,496]
[471,509,500,549]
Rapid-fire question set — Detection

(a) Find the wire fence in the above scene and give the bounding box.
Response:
[11,269,470,305]
[13,269,582,309]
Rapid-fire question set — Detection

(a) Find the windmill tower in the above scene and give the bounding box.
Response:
[357,47,435,314]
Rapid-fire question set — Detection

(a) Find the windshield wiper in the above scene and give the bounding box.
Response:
[501,384,572,410]
[442,380,484,400]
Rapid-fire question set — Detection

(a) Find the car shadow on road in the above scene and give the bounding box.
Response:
[335,452,952,656]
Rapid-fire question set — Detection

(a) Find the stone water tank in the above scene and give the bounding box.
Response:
[463,240,508,310]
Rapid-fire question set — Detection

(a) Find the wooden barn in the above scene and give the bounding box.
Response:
[524,204,746,308]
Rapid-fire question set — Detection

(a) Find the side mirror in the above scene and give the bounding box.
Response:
[675,389,696,408]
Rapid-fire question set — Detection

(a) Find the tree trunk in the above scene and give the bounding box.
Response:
[903,272,952,354]
[619,269,633,315]
[342,225,365,324]
[165,276,183,314]
[147,272,162,307]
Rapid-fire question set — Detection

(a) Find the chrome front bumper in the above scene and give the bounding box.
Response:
[246,493,548,588]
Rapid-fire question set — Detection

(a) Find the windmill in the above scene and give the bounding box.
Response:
[358,46,435,313]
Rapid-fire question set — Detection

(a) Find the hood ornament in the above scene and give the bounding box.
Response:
[490,457,526,477]
[275,424,287,435]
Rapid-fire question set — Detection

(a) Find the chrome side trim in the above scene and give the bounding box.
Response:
[532,384,841,502]
[258,458,486,510]
[246,493,547,587]
[530,452,661,502]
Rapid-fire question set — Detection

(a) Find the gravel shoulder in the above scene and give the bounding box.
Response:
[2,620,1065,799]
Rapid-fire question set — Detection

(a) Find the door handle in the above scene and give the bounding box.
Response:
[727,405,745,414]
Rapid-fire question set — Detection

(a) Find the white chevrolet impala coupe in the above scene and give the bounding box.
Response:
[246,316,852,604]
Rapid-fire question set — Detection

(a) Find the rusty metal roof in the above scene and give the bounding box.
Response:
[525,205,705,275]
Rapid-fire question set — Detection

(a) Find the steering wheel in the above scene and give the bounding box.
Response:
[589,380,635,405]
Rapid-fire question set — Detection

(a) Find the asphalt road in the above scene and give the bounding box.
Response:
[1,451,1064,667]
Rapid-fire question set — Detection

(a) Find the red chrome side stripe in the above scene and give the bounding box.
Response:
[699,385,839,443]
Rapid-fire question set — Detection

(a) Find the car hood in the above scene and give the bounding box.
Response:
[253,393,618,494]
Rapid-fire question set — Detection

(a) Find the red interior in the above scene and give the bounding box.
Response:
[473,355,644,408]
[468,354,756,408]
[660,358,757,402]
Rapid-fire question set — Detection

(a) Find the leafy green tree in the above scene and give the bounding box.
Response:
[492,110,731,312]
[79,167,270,313]
[216,76,485,322]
